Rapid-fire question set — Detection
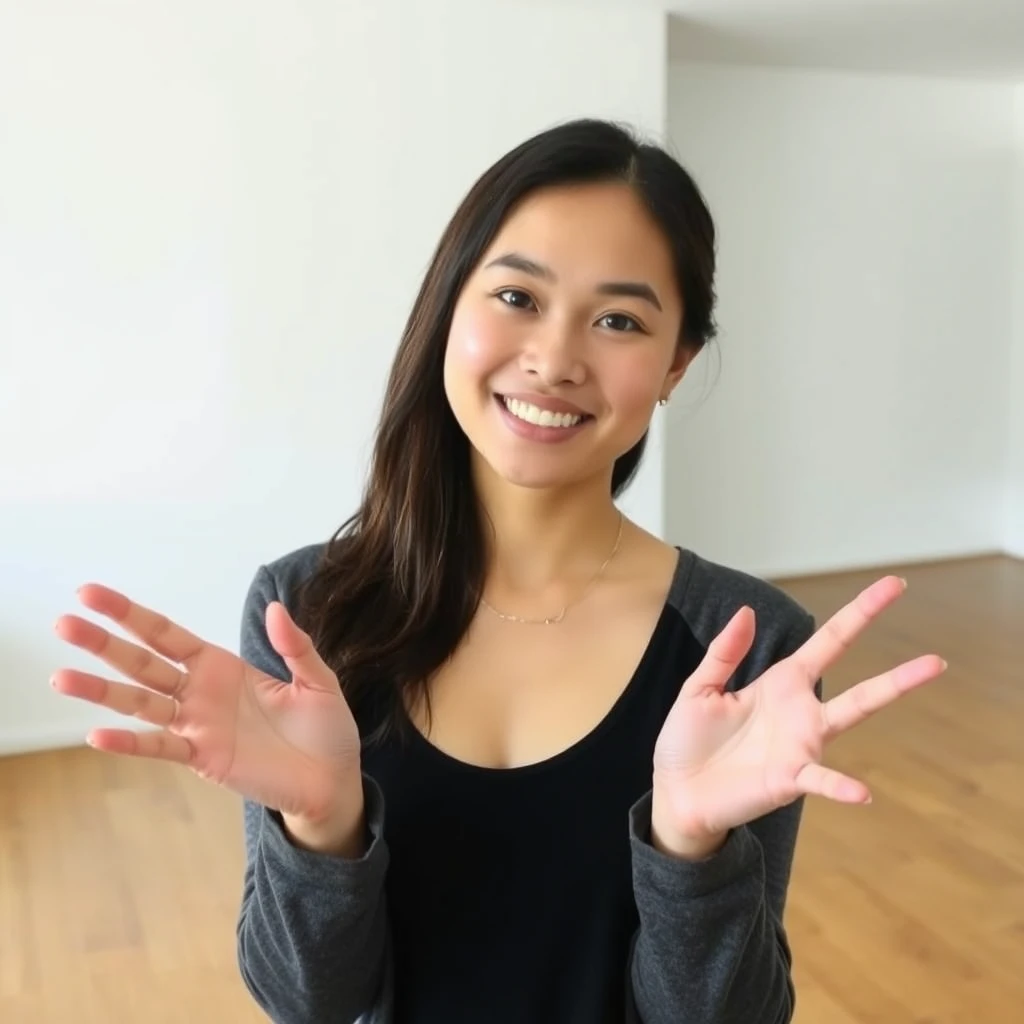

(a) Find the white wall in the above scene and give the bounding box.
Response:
[0,1,668,754]
[665,61,1019,578]
[1006,85,1024,557]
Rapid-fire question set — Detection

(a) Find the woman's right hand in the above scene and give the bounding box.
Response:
[52,583,364,851]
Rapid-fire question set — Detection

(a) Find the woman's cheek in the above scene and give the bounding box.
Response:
[447,305,510,376]
[601,351,664,417]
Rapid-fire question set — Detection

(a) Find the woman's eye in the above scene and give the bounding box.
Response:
[598,312,643,333]
[496,288,535,310]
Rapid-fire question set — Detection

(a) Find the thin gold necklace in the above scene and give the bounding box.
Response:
[480,511,625,626]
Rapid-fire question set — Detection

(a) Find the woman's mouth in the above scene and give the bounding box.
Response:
[497,395,588,429]
[493,394,592,443]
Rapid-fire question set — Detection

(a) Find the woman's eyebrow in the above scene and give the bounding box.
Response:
[484,251,662,311]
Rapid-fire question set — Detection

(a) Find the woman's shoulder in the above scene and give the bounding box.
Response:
[266,541,329,592]
[244,540,330,613]
[667,545,817,670]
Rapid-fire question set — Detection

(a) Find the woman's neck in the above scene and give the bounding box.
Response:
[475,468,625,599]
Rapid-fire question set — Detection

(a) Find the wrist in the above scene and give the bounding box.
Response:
[282,776,367,858]
[283,807,366,858]
[650,792,728,862]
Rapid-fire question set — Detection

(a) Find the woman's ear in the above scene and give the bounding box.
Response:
[663,344,697,397]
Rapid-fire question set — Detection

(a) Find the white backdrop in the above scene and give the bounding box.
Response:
[664,61,1021,578]
[3,2,1022,755]
[1006,85,1024,556]
[0,0,668,753]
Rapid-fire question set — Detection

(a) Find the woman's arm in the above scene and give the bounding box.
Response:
[235,564,395,1024]
[625,604,817,1024]
[625,791,805,1024]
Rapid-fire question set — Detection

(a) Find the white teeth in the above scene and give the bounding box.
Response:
[502,397,583,428]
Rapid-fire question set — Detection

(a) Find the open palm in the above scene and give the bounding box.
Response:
[52,584,361,823]
[652,576,947,843]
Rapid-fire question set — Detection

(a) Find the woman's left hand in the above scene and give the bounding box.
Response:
[649,575,947,860]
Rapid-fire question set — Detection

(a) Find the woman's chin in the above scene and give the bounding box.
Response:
[473,447,601,492]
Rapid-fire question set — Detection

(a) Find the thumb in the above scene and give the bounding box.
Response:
[265,601,338,694]
[680,605,756,697]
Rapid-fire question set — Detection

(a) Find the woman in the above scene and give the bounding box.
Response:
[53,119,945,1023]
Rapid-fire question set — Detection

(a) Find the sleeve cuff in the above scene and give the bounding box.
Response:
[257,772,389,883]
[628,789,763,900]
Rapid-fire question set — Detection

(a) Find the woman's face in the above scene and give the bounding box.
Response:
[443,180,692,492]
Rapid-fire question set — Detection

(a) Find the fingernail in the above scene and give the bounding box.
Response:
[898,577,908,589]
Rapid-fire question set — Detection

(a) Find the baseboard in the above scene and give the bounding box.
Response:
[5,549,1019,758]
[767,547,1012,584]
[0,723,93,758]
[0,720,161,761]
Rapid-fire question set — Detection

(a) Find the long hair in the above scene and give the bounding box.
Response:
[294,118,718,744]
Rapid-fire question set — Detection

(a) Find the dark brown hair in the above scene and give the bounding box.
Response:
[294,118,717,744]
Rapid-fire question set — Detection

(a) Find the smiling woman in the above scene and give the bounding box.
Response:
[51,117,946,1024]
[444,179,687,494]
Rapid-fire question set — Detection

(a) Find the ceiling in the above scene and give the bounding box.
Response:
[663,0,1024,80]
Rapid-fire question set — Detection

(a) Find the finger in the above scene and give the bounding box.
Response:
[822,653,947,738]
[790,575,907,682]
[796,762,871,804]
[86,727,193,765]
[265,601,338,694]
[681,606,756,696]
[54,613,186,697]
[51,668,179,729]
[74,583,204,666]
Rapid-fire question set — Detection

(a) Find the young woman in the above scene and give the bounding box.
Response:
[53,119,945,1023]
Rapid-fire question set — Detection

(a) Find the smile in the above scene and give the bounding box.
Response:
[500,396,584,429]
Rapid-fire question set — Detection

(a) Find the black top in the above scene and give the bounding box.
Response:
[236,541,818,1024]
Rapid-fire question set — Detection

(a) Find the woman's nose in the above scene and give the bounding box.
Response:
[519,320,586,386]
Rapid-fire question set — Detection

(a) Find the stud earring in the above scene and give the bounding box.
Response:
[658,397,669,407]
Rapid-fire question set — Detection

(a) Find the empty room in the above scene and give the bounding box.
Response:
[2,1,1021,1021]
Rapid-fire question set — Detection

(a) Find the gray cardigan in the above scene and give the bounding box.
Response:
[234,543,816,1022]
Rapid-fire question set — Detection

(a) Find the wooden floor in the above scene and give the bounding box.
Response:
[777,554,1024,1023]
[1,555,1021,1023]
